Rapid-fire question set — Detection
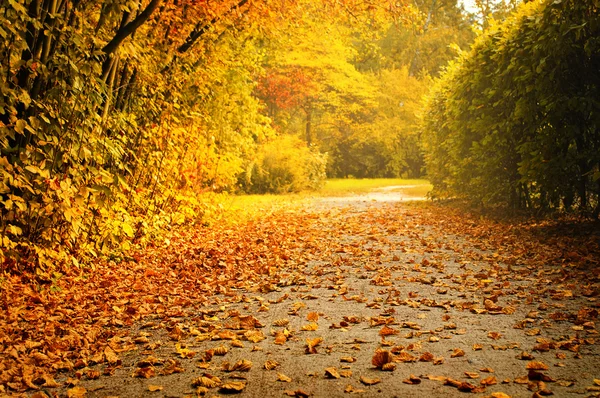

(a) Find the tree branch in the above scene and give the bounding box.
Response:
[102,0,162,55]
[177,0,249,53]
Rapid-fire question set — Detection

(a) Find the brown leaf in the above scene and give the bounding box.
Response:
[133,366,155,378]
[192,374,222,388]
[526,361,549,370]
[371,350,393,369]
[379,325,399,336]
[464,372,479,379]
[301,322,319,331]
[360,376,381,385]
[219,382,246,393]
[307,312,319,322]
[305,337,323,354]
[480,376,497,386]
[340,356,356,363]
[403,375,421,384]
[148,385,163,392]
[264,360,279,370]
[381,363,396,371]
[66,387,87,398]
[324,367,340,379]
[277,373,292,382]
[229,359,252,372]
[450,348,465,358]
[273,318,290,327]
[419,352,434,362]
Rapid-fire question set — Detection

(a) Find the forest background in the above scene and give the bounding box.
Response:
[0,0,598,273]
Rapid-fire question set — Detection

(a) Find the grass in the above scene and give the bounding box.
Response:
[209,178,432,222]
[319,178,432,197]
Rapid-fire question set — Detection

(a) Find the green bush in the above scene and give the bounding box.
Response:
[422,0,600,215]
[240,135,327,194]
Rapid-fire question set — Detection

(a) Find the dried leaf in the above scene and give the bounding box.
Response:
[219,382,246,393]
[148,385,163,392]
[277,373,292,382]
[403,374,421,384]
[265,360,279,370]
[307,312,319,322]
[67,386,87,398]
[371,350,393,369]
[360,376,381,386]
[450,348,465,358]
[526,361,549,370]
[301,322,319,331]
[324,367,340,379]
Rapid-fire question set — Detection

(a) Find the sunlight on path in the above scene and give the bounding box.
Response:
[319,185,428,203]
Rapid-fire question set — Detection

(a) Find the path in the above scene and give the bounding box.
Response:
[1,192,599,397]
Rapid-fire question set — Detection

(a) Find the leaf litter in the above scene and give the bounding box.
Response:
[0,198,599,396]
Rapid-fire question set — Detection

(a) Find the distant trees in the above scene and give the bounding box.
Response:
[422,0,600,216]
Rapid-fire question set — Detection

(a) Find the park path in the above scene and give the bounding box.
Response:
[1,191,599,397]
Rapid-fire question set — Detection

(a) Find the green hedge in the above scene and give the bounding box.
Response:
[422,0,600,215]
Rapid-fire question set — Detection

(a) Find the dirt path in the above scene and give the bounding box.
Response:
[2,193,599,397]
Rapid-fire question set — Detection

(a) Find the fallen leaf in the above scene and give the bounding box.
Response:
[371,350,393,369]
[360,376,381,385]
[403,374,421,384]
[526,361,549,370]
[324,367,340,379]
[301,322,319,331]
[219,382,246,393]
[307,312,319,322]
[265,360,279,370]
[148,385,163,392]
[67,387,87,398]
[450,348,465,358]
[277,373,292,382]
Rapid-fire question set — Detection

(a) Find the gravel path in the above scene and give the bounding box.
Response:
[50,193,600,398]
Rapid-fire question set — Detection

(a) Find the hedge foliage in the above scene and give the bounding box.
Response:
[422,0,600,216]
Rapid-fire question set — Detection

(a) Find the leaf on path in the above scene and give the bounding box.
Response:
[273,319,290,327]
[395,351,417,363]
[324,367,340,379]
[480,376,497,386]
[517,351,535,360]
[379,325,399,336]
[490,393,512,398]
[104,346,120,364]
[192,374,222,388]
[225,359,252,372]
[450,348,465,358]
[371,350,393,369]
[275,332,288,345]
[307,312,319,322]
[340,356,356,363]
[161,359,185,375]
[175,343,196,358]
[344,384,365,393]
[419,352,434,362]
[305,337,323,354]
[264,360,279,370]
[219,382,246,393]
[472,344,483,351]
[244,330,266,343]
[277,373,292,382]
[148,385,163,392]
[301,322,319,331]
[526,361,549,370]
[403,375,421,384]
[464,372,479,379]
[339,370,352,378]
[360,376,381,386]
[214,345,229,355]
[133,366,155,378]
[488,331,502,340]
[284,389,311,397]
[67,386,87,398]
